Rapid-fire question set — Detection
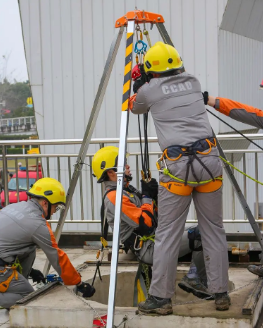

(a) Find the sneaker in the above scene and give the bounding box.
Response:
[178,275,214,300]
[215,292,231,311]
[247,265,263,277]
[138,295,173,315]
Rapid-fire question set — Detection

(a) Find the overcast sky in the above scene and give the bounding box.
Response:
[0,0,28,82]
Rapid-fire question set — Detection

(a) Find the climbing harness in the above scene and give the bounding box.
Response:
[156,137,223,188]
[0,263,20,293]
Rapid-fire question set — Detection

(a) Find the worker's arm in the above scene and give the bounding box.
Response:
[106,190,154,234]
[130,84,150,114]
[32,222,81,285]
[208,96,263,129]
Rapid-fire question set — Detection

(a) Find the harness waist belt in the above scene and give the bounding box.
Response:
[165,137,216,159]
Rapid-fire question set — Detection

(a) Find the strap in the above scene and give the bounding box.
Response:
[100,188,117,241]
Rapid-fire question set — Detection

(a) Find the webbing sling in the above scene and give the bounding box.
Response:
[0,267,18,293]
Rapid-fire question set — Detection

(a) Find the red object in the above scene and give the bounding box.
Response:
[0,169,43,207]
[1,109,11,114]
[115,10,164,28]
[93,315,107,327]
[132,64,141,81]
[260,79,263,89]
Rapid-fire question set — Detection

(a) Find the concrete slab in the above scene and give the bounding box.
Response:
[8,248,263,328]
[10,285,94,328]
[0,310,9,325]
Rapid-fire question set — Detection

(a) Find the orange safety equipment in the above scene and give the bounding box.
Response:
[0,266,18,293]
[160,178,222,196]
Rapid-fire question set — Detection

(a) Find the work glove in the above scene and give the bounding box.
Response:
[141,178,159,201]
[202,91,209,105]
[133,78,147,94]
[29,268,46,284]
[138,216,155,236]
[76,282,96,298]
[128,94,137,110]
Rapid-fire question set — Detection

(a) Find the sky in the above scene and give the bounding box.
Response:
[0,0,28,82]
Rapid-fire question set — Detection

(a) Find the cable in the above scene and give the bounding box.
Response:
[206,108,263,152]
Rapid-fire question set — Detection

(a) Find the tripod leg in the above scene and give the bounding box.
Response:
[107,20,135,328]
[43,27,124,277]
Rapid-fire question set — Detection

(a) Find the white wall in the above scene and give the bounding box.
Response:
[19,0,229,230]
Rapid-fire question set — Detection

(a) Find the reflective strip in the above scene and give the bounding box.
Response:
[160,181,193,196]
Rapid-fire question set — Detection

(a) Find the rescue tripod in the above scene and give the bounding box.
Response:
[42,10,263,328]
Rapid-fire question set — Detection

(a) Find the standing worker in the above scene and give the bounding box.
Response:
[129,42,230,314]
[0,178,95,309]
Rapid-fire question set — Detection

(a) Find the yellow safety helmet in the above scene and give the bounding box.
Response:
[144,41,184,74]
[92,146,119,183]
[27,177,66,205]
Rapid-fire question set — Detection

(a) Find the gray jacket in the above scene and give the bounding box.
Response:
[103,181,154,243]
[0,199,81,285]
[132,72,213,150]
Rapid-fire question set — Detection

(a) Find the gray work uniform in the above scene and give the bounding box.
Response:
[132,72,229,298]
[0,199,81,308]
[103,181,206,280]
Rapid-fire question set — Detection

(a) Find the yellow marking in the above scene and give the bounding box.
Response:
[124,63,132,76]
[123,80,131,94]
[122,99,128,111]
[125,43,133,57]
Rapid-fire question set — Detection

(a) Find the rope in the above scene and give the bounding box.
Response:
[219,156,263,185]
[162,168,223,185]
[206,108,263,152]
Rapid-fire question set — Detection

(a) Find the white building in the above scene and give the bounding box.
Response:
[19,0,263,233]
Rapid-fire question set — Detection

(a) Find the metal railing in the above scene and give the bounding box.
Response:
[0,134,262,226]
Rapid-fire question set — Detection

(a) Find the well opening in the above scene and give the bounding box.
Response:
[88,270,235,307]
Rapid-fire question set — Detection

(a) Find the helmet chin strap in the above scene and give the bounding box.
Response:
[45,202,52,220]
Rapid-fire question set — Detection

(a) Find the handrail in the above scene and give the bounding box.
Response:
[0,134,262,145]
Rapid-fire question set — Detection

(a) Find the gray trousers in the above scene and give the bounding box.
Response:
[0,248,36,308]
[149,151,229,298]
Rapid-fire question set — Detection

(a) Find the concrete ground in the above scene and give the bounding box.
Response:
[2,248,262,328]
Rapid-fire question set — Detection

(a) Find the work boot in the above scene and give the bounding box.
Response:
[215,292,231,311]
[138,295,173,315]
[247,265,263,277]
[178,275,214,300]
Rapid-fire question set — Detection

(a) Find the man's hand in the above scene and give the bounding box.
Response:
[141,178,159,201]
[29,268,46,284]
[138,216,154,236]
[77,282,96,298]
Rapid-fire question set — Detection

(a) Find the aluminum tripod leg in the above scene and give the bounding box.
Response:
[43,27,124,277]
[107,20,135,328]
[158,20,263,260]
[216,139,263,262]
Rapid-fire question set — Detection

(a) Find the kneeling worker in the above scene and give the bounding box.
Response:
[92,146,211,300]
[0,178,95,309]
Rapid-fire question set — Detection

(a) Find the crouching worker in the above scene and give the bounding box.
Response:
[0,178,95,309]
[92,146,211,300]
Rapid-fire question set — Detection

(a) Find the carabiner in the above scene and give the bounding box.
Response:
[134,40,147,54]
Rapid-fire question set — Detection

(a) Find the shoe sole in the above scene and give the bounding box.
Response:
[138,308,173,316]
[178,282,214,300]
